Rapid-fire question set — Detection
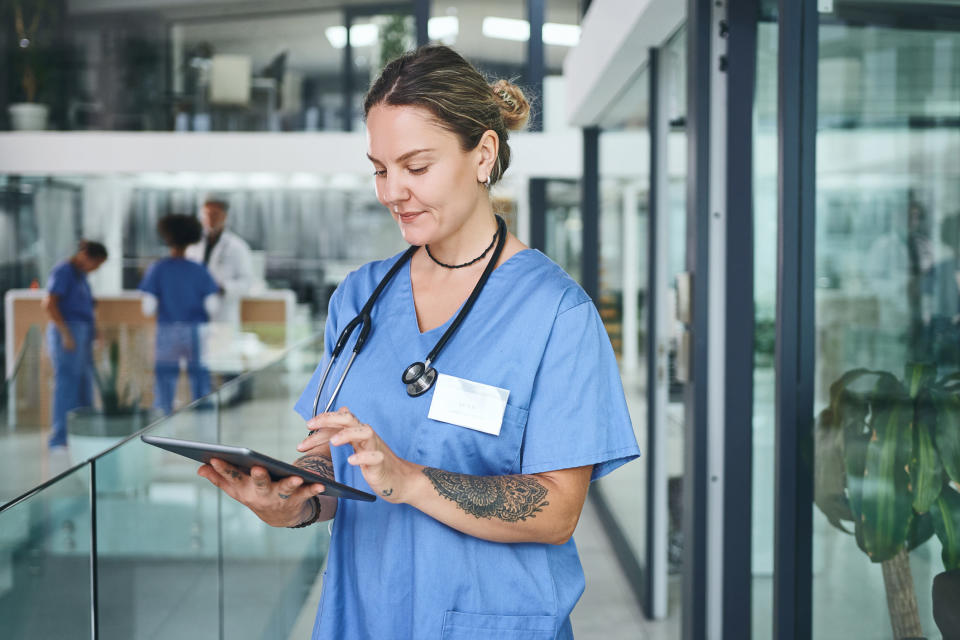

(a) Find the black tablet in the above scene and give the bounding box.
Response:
[141,434,376,502]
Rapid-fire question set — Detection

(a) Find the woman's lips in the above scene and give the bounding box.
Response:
[396,211,423,222]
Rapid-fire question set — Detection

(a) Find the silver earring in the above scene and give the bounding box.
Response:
[484,175,491,188]
[393,205,399,213]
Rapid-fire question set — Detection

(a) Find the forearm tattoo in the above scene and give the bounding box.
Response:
[295,454,335,479]
[422,468,549,522]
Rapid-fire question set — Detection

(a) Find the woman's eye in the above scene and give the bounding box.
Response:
[408,166,427,175]
[373,169,386,177]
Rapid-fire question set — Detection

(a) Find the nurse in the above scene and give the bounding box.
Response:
[139,214,220,414]
[198,45,640,639]
[42,240,108,448]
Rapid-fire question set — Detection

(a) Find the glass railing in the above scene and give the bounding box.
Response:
[1,320,304,508]
[0,331,328,639]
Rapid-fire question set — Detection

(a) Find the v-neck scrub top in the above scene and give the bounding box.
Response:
[294,248,640,640]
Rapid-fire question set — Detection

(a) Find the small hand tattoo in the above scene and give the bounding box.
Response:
[381,488,393,497]
[278,493,290,499]
[422,468,549,522]
[228,470,241,480]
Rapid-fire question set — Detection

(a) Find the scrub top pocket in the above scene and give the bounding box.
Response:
[441,610,557,640]
[410,402,528,476]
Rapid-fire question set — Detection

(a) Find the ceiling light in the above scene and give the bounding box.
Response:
[482,17,582,47]
[542,23,581,47]
[325,23,380,49]
[482,17,529,42]
[428,16,459,43]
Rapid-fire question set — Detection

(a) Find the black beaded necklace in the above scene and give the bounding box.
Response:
[425,222,500,269]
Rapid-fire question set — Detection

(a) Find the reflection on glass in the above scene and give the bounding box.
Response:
[752,15,778,639]
[662,25,687,592]
[218,344,328,638]
[0,465,92,637]
[811,19,960,640]
[96,402,221,638]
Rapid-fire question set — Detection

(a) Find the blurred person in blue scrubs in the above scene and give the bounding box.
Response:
[140,214,220,414]
[197,46,640,639]
[42,240,107,449]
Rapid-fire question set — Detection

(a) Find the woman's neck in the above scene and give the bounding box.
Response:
[425,210,499,268]
[169,247,187,258]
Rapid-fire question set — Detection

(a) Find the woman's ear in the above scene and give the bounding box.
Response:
[477,130,500,183]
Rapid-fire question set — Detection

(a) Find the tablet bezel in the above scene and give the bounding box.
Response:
[141,434,376,502]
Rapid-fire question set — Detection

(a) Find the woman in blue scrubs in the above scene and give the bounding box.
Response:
[139,214,220,414]
[199,45,640,639]
[43,240,108,448]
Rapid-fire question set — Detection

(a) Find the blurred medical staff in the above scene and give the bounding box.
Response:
[140,214,220,414]
[185,196,253,328]
[42,240,107,448]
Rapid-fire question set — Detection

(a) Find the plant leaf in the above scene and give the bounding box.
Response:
[930,486,960,571]
[855,374,914,563]
[933,390,960,486]
[910,391,944,514]
[907,509,936,551]
[814,406,854,531]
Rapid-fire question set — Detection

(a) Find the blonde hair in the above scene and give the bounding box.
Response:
[364,45,531,185]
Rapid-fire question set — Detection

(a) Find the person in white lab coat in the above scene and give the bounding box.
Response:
[185,196,254,328]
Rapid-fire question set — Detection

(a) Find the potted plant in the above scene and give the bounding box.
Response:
[3,0,61,130]
[815,363,960,639]
[68,340,159,487]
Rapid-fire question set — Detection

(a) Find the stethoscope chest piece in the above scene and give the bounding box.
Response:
[402,361,437,397]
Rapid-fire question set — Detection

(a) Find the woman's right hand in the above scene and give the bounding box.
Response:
[61,330,75,351]
[197,458,326,527]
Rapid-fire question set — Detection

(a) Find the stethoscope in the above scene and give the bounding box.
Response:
[311,215,507,418]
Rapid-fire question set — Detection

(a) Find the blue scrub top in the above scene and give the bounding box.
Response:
[47,261,95,323]
[138,258,219,323]
[294,249,640,640]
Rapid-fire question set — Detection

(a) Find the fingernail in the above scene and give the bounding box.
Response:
[347,454,357,464]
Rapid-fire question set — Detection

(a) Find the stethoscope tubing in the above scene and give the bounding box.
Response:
[311,216,506,418]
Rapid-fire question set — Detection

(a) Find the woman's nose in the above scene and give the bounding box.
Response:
[381,173,408,207]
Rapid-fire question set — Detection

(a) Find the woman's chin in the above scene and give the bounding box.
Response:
[396,217,434,245]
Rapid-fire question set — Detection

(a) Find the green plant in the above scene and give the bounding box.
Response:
[93,341,142,414]
[815,363,960,638]
[378,14,411,71]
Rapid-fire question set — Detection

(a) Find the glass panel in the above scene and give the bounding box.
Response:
[1,4,355,131]
[218,337,328,638]
[95,400,220,639]
[593,64,651,569]
[752,14,778,639]
[662,24,687,605]
[0,464,93,637]
[811,13,960,640]
[543,179,583,281]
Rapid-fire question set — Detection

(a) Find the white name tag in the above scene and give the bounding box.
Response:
[427,374,509,436]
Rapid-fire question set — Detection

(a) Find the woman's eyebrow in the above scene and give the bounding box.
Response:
[366,148,435,164]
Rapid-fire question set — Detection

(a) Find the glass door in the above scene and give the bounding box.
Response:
[810,5,960,639]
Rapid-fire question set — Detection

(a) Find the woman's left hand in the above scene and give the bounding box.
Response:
[298,407,417,502]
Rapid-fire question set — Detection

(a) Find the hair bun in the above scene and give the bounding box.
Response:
[490,79,530,131]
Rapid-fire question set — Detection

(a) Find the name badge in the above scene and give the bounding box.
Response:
[427,374,509,436]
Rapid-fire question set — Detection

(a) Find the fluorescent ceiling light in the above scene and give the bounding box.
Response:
[428,16,459,42]
[325,23,379,49]
[482,17,581,47]
[482,17,529,42]
[542,23,581,47]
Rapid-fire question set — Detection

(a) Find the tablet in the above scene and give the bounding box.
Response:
[141,434,376,502]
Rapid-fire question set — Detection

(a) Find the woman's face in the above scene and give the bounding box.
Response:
[366,104,487,247]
